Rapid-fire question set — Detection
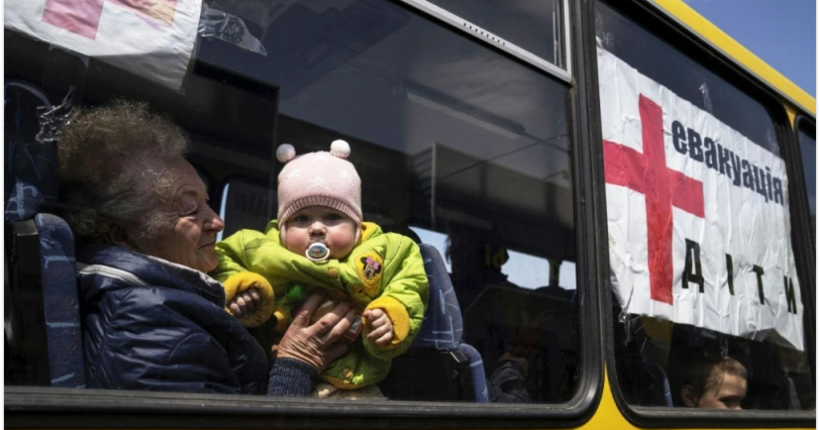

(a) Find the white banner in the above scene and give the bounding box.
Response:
[5,0,202,90]
[598,48,804,351]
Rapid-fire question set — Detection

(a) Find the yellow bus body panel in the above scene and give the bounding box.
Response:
[652,0,816,117]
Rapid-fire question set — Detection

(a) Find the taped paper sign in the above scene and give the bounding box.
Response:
[598,48,804,351]
[5,0,202,90]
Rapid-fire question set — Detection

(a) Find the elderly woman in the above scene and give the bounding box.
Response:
[58,100,355,395]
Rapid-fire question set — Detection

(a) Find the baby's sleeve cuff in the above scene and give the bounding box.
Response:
[223,272,275,327]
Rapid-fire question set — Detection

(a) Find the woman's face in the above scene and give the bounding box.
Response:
[284,206,357,260]
[131,159,225,272]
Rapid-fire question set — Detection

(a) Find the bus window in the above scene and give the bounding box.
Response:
[797,121,816,241]
[502,250,552,289]
[596,0,814,412]
[244,0,580,403]
[409,226,451,272]
[5,0,583,410]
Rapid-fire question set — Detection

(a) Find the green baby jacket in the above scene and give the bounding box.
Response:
[212,220,429,389]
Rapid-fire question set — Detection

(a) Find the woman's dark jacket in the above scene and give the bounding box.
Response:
[77,244,315,395]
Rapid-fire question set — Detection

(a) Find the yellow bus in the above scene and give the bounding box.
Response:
[4,0,815,428]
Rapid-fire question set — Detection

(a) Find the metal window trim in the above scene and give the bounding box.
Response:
[395,0,573,85]
[562,0,573,76]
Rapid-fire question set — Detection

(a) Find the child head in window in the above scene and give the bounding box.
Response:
[213,140,428,393]
[676,351,748,409]
[275,141,363,261]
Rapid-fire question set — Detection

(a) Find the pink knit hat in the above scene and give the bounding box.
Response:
[276,140,362,228]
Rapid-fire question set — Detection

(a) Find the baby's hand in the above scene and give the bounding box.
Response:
[228,288,261,320]
[363,309,393,346]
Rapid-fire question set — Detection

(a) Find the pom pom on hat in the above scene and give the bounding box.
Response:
[276,143,296,163]
[330,140,351,159]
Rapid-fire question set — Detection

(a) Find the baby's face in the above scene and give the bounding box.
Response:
[284,206,357,260]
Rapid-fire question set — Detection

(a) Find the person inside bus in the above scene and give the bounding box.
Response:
[488,351,532,403]
[57,100,357,396]
[671,349,748,409]
[212,141,428,398]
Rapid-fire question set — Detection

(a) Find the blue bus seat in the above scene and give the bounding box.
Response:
[378,244,489,402]
[611,312,674,407]
[644,360,673,407]
[4,80,85,388]
[633,320,672,407]
[5,80,58,223]
[37,213,85,388]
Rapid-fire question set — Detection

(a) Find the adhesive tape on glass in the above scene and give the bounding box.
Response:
[306,243,330,262]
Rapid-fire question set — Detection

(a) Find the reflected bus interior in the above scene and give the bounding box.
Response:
[4,0,582,404]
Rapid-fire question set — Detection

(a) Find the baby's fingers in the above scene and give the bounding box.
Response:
[364,308,384,324]
[229,302,242,316]
[366,323,391,342]
[373,331,393,346]
[237,292,256,315]
[249,289,261,305]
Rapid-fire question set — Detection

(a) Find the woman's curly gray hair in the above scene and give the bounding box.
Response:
[58,100,190,243]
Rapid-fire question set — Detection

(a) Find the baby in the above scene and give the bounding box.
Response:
[211,140,428,391]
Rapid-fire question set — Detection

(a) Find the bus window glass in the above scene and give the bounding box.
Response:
[596,1,814,411]
[5,0,582,406]
[239,0,579,403]
[595,3,778,155]
[409,226,451,272]
[423,0,565,68]
[502,250,551,289]
[798,124,816,241]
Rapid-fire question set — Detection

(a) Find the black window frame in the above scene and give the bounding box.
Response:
[793,115,817,253]
[591,0,816,427]
[4,0,607,427]
[790,114,817,385]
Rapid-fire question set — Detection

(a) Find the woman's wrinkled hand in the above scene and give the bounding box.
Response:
[274,292,358,373]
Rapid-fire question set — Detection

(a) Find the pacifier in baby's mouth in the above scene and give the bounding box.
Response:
[306,242,330,262]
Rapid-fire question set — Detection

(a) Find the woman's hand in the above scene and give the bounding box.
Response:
[275,292,358,373]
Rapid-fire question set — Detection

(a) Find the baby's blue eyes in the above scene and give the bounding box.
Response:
[291,213,344,223]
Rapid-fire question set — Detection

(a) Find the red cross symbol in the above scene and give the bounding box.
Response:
[43,0,177,40]
[604,95,705,305]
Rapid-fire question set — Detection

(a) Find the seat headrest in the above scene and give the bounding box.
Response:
[412,244,463,349]
[4,81,59,223]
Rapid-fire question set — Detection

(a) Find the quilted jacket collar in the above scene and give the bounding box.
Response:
[76,243,225,307]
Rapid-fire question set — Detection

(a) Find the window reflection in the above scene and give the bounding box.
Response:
[5,0,580,405]
[409,226,451,272]
[196,0,580,403]
[597,1,814,410]
[595,2,779,155]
